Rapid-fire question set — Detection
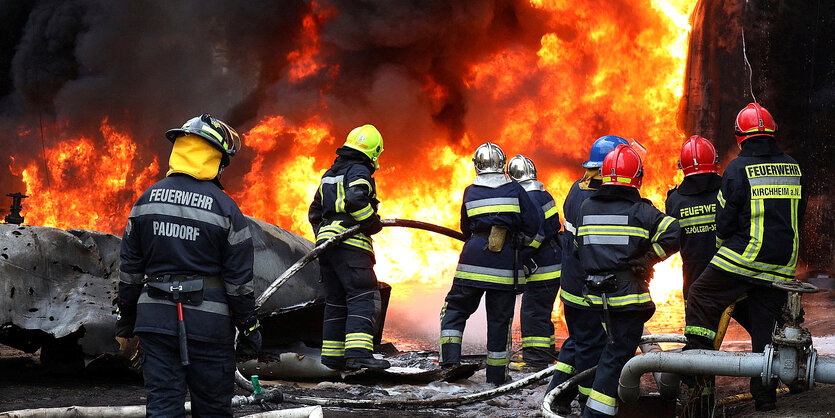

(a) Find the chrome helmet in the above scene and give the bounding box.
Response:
[507,154,537,182]
[472,142,506,174]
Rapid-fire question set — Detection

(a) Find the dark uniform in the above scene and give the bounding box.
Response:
[575,185,680,417]
[665,173,722,300]
[308,147,383,370]
[684,136,806,405]
[519,180,563,366]
[547,176,604,403]
[439,172,542,385]
[118,174,255,417]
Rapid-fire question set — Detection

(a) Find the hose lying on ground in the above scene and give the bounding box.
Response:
[237,219,466,392]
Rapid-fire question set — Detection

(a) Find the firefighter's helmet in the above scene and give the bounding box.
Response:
[678,135,719,177]
[734,102,776,146]
[473,142,507,174]
[601,144,643,189]
[583,135,630,168]
[166,113,241,168]
[344,124,384,169]
[507,155,537,182]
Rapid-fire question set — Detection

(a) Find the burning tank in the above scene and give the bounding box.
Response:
[0,216,390,369]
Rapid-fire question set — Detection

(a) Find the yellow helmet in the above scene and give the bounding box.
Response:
[344,124,384,169]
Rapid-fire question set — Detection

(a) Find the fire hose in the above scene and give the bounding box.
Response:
[235,219,466,392]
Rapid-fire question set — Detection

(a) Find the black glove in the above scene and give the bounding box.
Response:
[236,315,262,361]
[236,329,262,361]
[628,254,659,280]
[363,215,383,236]
[114,298,137,338]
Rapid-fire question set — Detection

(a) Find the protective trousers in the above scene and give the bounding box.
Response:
[439,283,515,385]
[520,281,559,365]
[583,309,653,417]
[319,246,381,370]
[138,332,235,418]
[546,304,582,408]
[684,266,786,404]
[567,305,608,408]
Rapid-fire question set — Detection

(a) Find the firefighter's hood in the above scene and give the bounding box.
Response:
[166,134,223,180]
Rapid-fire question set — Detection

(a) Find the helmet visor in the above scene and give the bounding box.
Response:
[214,118,242,155]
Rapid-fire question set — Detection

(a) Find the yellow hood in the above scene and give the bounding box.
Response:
[166,134,222,180]
[579,168,602,190]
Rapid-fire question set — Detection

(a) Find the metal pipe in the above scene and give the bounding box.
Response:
[618,350,766,403]
[814,356,835,384]
[639,329,685,399]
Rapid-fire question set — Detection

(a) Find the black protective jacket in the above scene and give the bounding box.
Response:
[308,148,381,258]
[709,137,806,285]
[665,173,722,299]
[118,174,255,343]
[575,185,680,311]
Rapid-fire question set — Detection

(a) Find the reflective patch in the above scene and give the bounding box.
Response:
[582,215,628,225]
[138,292,229,316]
[131,203,230,229]
[584,235,629,245]
[319,175,344,185]
[227,225,252,246]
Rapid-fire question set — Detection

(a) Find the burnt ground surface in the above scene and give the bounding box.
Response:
[2,342,835,418]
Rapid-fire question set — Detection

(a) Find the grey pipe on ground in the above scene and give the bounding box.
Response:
[618,350,766,403]
[639,329,685,399]
[813,356,835,385]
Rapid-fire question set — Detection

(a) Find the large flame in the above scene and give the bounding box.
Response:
[10,0,697,336]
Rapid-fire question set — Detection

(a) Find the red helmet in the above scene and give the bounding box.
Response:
[734,102,776,146]
[601,144,643,189]
[678,136,719,177]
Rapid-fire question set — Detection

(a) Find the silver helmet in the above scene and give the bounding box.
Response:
[472,142,506,174]
[507,154,537,182]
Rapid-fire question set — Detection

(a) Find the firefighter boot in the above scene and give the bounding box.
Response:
[345,357,391,371]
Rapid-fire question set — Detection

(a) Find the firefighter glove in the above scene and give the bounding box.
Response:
[114,298,137,338]
[236,329,262,361]
[363,215,383,236]
[628,253,658,281]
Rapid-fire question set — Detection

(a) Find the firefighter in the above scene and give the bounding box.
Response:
[684,103,806,411]
[439,142,542,386]
[308,124,389,371]
[666,136,725,415]
[116,114,260,417]
[546,135,629,413]
[574,144,680,417]
[507,155,563,372]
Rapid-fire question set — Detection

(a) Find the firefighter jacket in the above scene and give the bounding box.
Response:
[520,180,563,288]
[308,148,381,259]
[575,185,680,312]
[453,173,542,291]
[118,173,255,343]
[709,137,806,285]
[559,178,600,310]
[665,173,722,298]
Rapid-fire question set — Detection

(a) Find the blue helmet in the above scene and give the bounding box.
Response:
[582,135,629,168]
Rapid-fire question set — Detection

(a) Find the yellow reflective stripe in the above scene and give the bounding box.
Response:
[716,247,794,275]
[199,125,223,141]
[530,238,542,249]
[717,190,725,207]
[710,255,792,282]
[453,271,525,286]
[602,176,633,184]
[743,199,765,260]
[577,225,650,238]
[522,336,551,348]
[679,214,715,227]
[555,362,576,375]
[653,243,666,259]
[350,204,374,221]
[321,340,346,356]
[466,204,521,217]
[789,199,799,267]
[440,336,462,344]
[527,269,561,282]
[559,288,590,307]
[589,389,617,407]
[487,357,510,366]
[716,236,726,249]
[348,178,372,192]
[345,333,374,350]
[584,293,652,307]
[578,385,591,396]
[652,216,675,243]
[685,326,716,340]
[544,205,558,219]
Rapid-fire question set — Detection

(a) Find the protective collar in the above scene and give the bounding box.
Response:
[592,184,641,203]
[520,180,545,192]
[473,173,511,188]
[677,173,722,196]
[167,134,222,181]
[739,136,783,157]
